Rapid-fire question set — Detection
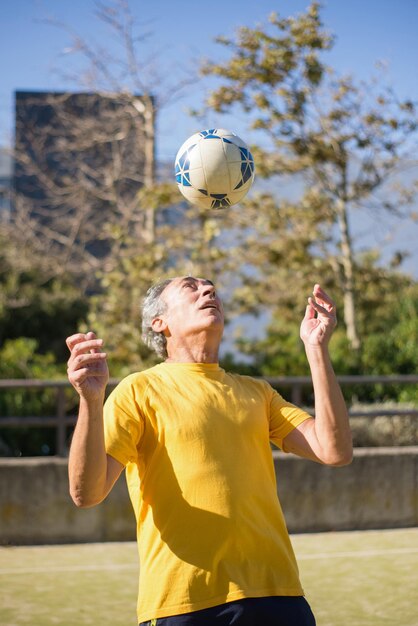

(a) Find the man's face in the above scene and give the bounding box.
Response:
[155,276,224,340]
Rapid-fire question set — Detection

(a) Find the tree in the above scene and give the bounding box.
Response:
[13,90,155,289]
[249,258,418,379]
[0,228,87,360]
[1,1,193,362]
[200,1,418,353]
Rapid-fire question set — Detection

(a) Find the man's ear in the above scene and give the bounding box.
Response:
[151,316,168,334]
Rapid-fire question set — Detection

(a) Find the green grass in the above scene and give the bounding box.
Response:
[1,528,417,625]
[293,528,418,626]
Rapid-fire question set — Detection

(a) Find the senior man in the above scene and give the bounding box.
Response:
[66,276,352,626]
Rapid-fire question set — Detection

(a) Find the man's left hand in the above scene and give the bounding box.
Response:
[300,284,337,348]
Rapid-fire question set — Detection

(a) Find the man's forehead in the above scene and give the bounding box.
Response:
[160,276,215,300]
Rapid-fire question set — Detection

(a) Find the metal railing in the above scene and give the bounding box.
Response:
[0,375,417,456]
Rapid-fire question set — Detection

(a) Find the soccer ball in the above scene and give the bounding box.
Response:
[174,128,255,209]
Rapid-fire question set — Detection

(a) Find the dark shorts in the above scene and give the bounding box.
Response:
[140,596,316,625]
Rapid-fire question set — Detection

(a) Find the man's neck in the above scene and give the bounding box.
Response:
[164,326,223,363]
[165,349,219,364]
[165,341,220,364]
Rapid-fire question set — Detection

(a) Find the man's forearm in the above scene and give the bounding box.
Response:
[68,395,109,507]
[306,346,353,466]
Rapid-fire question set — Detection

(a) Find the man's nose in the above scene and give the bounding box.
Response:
[202,284,215,297]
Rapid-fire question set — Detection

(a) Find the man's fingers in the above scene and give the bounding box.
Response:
[310,298,327,314]
[70,365,108,380]
[69,352,107,369]
[68,366,108,390]
[309,299,337,330]
[85,331,101,353]
[310,298,335,316]
[66,332,97,351]
[67,352,108,388]
[66,333,101,354]
[70,339,104,358]
[313,285,336,312]
[305,300,316,320]
[66,333,85,352]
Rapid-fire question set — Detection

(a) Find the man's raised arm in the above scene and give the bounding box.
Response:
[66,331,123,507]
[283,285,353,466]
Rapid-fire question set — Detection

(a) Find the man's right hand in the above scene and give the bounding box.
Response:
[66,331,109,401]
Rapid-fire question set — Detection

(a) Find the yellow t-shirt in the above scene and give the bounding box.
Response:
[103,362,311,623]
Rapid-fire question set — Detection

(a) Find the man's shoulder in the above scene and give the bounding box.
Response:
[112,364,163,392]
[225,371,271,390]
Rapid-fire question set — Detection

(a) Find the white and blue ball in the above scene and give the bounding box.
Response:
[174,128,255,209]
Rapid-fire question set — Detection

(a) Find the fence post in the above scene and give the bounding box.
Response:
[56,387,67,457]
[291,382,303,406]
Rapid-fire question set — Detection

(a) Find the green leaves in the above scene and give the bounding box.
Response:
[199,1,418,360]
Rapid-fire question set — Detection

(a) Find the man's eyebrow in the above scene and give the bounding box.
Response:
[181,276,214,287]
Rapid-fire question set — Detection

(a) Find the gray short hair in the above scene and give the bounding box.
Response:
[141,278,174,359]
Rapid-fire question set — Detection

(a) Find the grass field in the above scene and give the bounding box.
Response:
[1,528,417,626]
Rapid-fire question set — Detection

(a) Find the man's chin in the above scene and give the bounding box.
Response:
[199,317,224,333]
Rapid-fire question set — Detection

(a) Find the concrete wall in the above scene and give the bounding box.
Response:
[0,447,417,545]
[275,447,418,532]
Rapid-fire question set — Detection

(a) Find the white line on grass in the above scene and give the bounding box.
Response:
[1,546,418,575]
[297,546,418,560]
[0,563,138,575]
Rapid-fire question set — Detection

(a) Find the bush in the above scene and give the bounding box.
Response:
[0,338,66,456]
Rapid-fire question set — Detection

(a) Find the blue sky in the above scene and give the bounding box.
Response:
[2,0,418,152]
[1,0,418,274]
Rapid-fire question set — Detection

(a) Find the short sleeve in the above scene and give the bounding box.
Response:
[268,386,311,451]
[103,375,145,466]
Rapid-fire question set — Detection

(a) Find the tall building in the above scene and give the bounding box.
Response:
[0,147,11,221]
[13,90,153,261]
